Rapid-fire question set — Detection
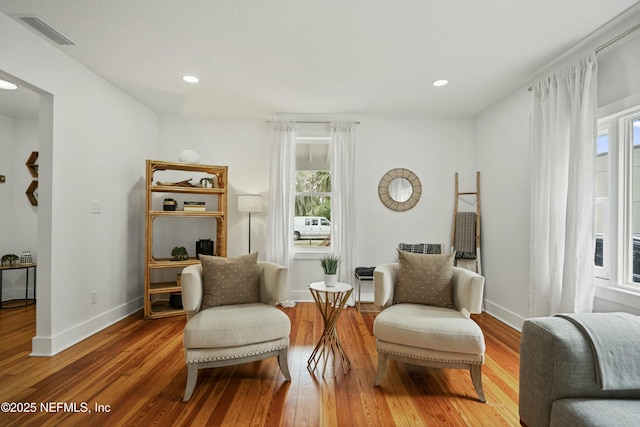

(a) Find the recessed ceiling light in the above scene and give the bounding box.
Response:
[182,75,199,84]
[0,79,18,90]
[432,79,448,87]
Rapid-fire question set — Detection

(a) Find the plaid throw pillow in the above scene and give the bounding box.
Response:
[397,243,442,254]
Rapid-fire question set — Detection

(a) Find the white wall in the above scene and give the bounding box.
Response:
[0,115,38,301]
[0,13,158,355]
[158,116,476,302]
[474,90,532,329]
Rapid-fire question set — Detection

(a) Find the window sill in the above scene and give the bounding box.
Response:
[293,249,331,260]
[594,283,640,312]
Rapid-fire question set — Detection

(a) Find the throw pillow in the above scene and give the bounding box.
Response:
[397,243,442,254]
[200,252,260,309]
[394,250,454,308]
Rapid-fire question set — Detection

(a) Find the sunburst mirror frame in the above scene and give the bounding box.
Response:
[377,168,422,212]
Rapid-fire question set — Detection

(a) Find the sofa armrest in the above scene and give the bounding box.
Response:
[519,317,640,427]
[451,266,484,317]
[181,264,203,320]
[374,263,398,308]
[258,261,288,305]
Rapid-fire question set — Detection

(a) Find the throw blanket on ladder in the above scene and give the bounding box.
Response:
[556,312,640,390]
[454,212,476,259]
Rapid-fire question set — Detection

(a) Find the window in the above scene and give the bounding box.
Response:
[595,106,640,288]
[293,126,331,249]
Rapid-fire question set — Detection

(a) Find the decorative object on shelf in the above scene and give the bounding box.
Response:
[171,246,189,261]
[1,254,19,266]
[196,239,214,258]
[178,150,200,164]
[200,177,214,188]
[169,293,183,309]
[378,168,422,212]
[320,255,340,287]
[156,179,196,187]
[20,251,33,264]
[237,195,262,253]
[163,198,177,211]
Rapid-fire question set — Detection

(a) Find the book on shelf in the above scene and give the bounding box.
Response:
[183,201,206,212]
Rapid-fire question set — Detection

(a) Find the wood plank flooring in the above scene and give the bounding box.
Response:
[0,303,521,426]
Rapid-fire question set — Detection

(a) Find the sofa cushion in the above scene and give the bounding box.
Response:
[200,252,260,308]
[394,250,454,307]
[373,303,485,355]
[550,398,640,427]
[184,303,291,348]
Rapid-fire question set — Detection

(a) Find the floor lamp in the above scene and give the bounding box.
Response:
[237,195,262,253]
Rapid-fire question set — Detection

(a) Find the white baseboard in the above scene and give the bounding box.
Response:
[31,297,144,356]
[483,299,525,332]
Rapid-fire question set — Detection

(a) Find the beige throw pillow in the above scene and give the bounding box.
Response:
[394,250,455,308]
[200,252,260,308]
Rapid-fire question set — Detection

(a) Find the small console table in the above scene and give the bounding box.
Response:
[0,263,37,309]
[307,281,353,376]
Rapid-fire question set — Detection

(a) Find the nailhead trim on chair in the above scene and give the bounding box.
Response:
[385,350,483,365]
[186,344,289,364]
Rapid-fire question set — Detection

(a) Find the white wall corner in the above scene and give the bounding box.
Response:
[483,299,526,332]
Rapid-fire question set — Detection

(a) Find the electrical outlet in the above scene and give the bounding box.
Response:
[91,291,98,305]
[91,201,101,214]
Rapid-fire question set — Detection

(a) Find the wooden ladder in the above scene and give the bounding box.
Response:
[451,171,481,274]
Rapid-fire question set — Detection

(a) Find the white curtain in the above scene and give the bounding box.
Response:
[530,53,598,316]
[330,122,357,286]
[266,122,296,305]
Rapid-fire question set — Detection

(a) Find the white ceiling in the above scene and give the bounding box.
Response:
[1,0,639,119]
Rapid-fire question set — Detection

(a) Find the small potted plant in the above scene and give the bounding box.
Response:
[320,255,340,287]
[200,177,214,188]
[171,246,189,261]
[163,198,177,211]
[1,254,19,266]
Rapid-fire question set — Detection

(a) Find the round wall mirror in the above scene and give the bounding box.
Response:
[378,168,422,211]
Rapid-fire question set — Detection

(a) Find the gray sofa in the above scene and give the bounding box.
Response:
[519,316,640,427]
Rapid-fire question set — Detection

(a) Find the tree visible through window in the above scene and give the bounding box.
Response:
[294,133,332,248]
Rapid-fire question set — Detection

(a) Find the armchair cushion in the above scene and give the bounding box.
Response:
[200,252,260,308]
[184,302,291,348]
[374,303,485,355]
[394,250,454,308]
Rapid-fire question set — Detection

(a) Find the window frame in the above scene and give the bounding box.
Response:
[595,105,640,291]
[292,134,332,254]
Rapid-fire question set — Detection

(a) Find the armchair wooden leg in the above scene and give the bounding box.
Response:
[374,352,388,386]
[278,348,291,381]
[183,363,199,402]
[470,364,486,403]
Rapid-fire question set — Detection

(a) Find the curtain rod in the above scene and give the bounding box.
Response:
[267,120,360,124]
[528,20,640,92]
[596,21,640,53]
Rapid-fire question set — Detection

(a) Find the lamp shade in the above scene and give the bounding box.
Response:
[237,195,263,213]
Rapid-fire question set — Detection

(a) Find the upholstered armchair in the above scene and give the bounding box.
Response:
[373,251,486,402]
[181,255,292,402]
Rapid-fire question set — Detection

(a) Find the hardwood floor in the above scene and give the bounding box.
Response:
[0,303,521,426]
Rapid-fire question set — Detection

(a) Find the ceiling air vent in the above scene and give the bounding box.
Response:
[15,15,75,45]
